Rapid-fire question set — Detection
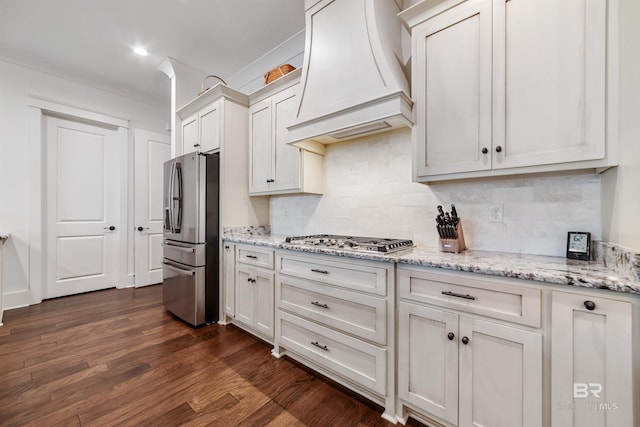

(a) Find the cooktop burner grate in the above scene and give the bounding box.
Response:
[284,234,413,254]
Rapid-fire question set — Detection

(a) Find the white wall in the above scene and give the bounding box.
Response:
[0,59,169,309]
[270,129,602,257]
[601,0,640,251]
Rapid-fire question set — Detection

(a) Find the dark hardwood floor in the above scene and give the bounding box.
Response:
[0,285,419,426]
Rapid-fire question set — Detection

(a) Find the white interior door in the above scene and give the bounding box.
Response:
[46,116,119,298]
[134,129,170,287]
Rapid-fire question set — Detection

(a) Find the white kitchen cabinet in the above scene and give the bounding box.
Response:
[249,69,324,195]
[407,0,492,177]
[397,266,542,427]
[233,244,275,341]
[551,290,634,427]
[273,250,397,422]
[181,100,220,154]
[222,242,235,318]
[398,302,459,424]
[235,264,274,339]
[400,0,618,182]
[458,316,542,427]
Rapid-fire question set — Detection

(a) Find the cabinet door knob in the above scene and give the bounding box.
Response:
[461,336,470,345]
[584,300,596,311]
[104,226,116,231]
[224,245,230,249]
[481,147,488,154]
[447,332,455,341]
[495,145,502,153]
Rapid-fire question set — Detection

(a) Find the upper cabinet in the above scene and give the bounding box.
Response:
[181,100,221,154]
[177,85,248,156]
[400,0,619,183]
[249,69,324,196]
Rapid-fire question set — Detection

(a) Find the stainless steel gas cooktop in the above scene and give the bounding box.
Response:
[284,234,414,254]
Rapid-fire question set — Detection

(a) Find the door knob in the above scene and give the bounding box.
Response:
[461,336,470,345]
[481,147,488,154]
[584,300,596,311]
[104,226,116,231]
[495,145,503,153]
[137,226,149,232]
[447,332,455,341]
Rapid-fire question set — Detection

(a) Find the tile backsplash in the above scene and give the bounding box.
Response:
[270,129,602,257]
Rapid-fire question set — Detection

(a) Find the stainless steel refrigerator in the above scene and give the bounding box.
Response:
[162,152,219,326]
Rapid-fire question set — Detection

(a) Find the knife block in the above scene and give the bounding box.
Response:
[438,221,466,253]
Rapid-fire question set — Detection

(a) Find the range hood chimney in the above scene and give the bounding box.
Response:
[287,0,413,152]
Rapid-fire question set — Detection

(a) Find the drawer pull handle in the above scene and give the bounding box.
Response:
[311,269,329,274]
[311,301,329,309]
[584,300,596,311]
[246,255,258,259]
[442,291,476,301]
[447,332,455,341]
[311,341,328,351]
[247,278,256,283]
[461,336,470,345]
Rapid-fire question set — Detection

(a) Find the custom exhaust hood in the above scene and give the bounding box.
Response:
[287,0,413,152]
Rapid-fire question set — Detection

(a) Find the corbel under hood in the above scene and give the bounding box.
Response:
[287,0,413,152]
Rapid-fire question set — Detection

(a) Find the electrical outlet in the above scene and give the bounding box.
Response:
[489,204,504,223]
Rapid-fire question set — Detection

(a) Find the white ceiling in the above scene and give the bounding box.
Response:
[0,0,305,107]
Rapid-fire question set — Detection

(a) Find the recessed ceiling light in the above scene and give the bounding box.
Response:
[133,46,148,56]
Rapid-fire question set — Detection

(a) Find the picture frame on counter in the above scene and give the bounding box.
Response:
[566,231,591,261]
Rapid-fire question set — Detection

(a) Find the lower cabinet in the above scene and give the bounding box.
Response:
[221,244,638,426]
[398,302,542,427]
[278,311,387,395]
[551,290,634,427]
[397,266,542,427]
[273,250,396,421]
[230,244,275,341]
[235,264,274,338]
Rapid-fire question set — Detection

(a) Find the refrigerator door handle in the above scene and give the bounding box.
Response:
[162,242,196,253]
[162,261,196,276]
[174,162,183,232]
[167,161,176,234]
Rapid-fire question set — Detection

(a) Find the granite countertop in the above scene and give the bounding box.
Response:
[223,227,640,295]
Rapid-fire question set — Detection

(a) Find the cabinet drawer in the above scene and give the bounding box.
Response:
[277,274,387,345]
[276,252,389,296]
[278,311,386,395]
[398,267,541,327]
[236,245,274,269]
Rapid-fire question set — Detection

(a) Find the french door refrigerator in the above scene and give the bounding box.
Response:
[162,152,219,326]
